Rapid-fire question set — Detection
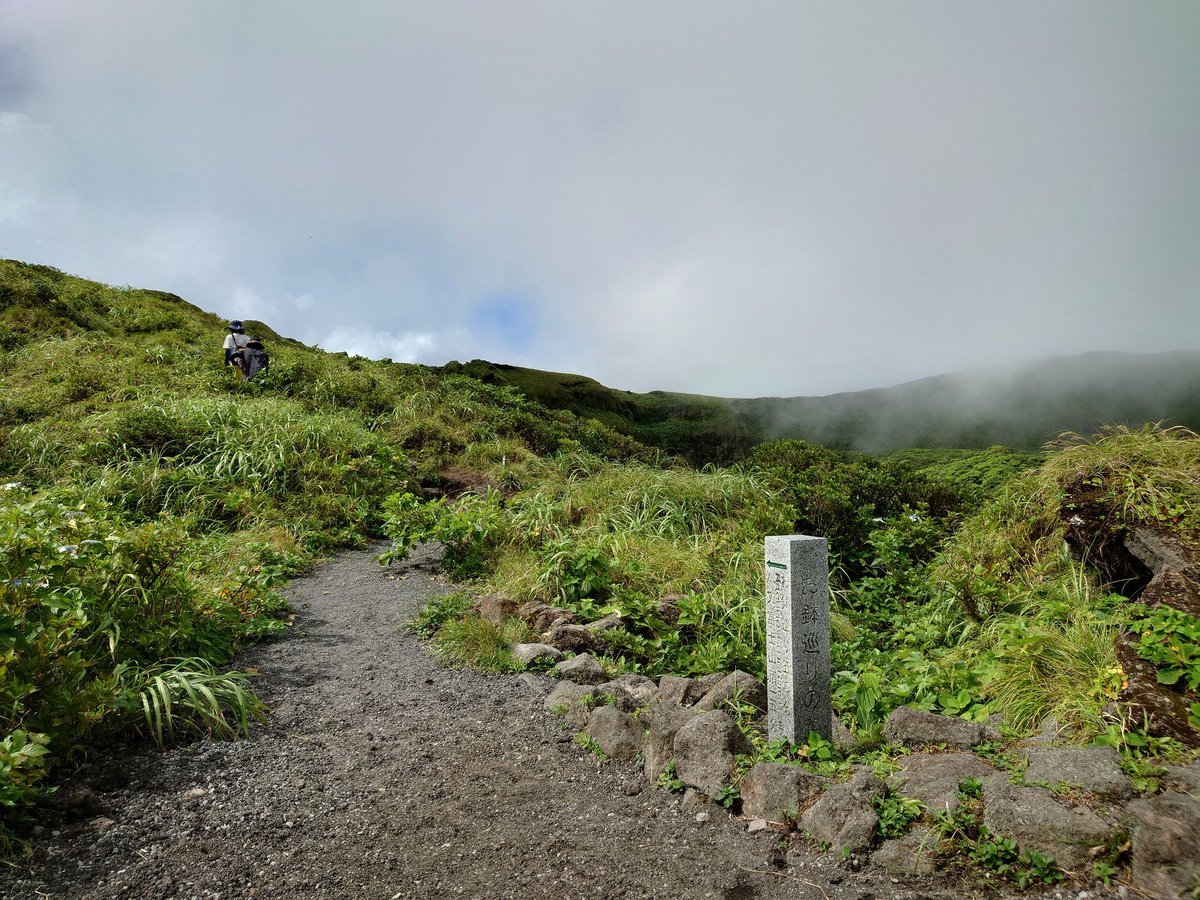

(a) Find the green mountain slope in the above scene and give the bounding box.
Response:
[0,258,644,837]
[444,351,1200,461]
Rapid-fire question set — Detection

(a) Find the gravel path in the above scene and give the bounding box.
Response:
[2,544,980,899]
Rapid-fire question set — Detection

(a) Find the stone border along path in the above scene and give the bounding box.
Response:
[5,544,1049,900]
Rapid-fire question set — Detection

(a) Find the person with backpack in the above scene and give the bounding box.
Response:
[223,321,250,368]
[237,338,270,380]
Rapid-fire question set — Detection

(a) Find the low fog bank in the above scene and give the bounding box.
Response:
[742,351,1200,452]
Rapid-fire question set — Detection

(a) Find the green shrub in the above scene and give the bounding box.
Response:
[432,615,533,672]
[411,591,476,638]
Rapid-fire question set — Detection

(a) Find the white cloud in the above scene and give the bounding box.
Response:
[317,325,454,365]
[0,1,1197,395]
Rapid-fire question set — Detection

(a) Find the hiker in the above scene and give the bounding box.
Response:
[237,338,270,380]
[223,320,250,369]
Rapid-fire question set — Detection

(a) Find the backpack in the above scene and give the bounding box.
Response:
[242,340,270,380]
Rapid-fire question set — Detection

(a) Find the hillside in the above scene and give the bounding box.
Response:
[0,258,645,848]
[3,260,1198,892]
[443,352,1200,462]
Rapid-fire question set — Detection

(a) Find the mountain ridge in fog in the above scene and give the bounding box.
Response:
[446,350,1200,461]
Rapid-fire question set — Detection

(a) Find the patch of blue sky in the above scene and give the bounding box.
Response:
[472,291,537,351]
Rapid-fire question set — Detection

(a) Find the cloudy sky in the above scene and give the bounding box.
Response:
[1,2,1197,395]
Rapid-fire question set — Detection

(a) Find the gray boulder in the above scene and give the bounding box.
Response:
[981,774,1110,870]
[1022,746,1133,802]
[543,623,596,653]
[799,768,884,854]
[544,681,596,729]
[695,670,767,714]
[583,612,622,634]
[696,672,725,692]
[872,826,940,876]
[673,710,752,798]
[831,717,857,753]
[655,675,706,706]
[554,652,608,686]
[884,706,985,750]
[516,672,547,693]
[1127,790,1200,900]
[888,752,997,816]
[476,594,518,624]
[511,643,563,666]
[1164,762,1200,795]
[519,601,574,632]
[604,673,659,707]
[589,681,639,713]
[643,702,701,782]
[584,705,643,761]
[739,762,826,823]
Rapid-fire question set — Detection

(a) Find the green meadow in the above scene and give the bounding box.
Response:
[2,259,1197,861]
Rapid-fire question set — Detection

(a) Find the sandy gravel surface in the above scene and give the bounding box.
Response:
[1,544,998,899]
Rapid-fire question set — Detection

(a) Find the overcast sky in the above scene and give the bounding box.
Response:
[1,2,1197,396]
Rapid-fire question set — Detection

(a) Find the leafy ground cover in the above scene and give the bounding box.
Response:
[390,425,1200,757]
[0,259,641,848]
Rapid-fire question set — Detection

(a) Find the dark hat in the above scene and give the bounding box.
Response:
[228,320,244,331]
[246,339,263,348]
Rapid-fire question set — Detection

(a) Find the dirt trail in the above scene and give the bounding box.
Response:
[1,545,961,899]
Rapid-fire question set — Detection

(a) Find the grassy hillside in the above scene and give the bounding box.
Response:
[0,259,644,847]
[444,353,1200,462]
[4,260,1198,884]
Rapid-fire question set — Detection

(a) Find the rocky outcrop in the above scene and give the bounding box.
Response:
[1126,790,1200,899]
[739,762,826,823]
[799,768,884,854]
[1116,527,1200,746]
[1021,746,1133,802]
[538,657,1196,893]
[673,710,752,798]
[888,752,996,816]
[981,774,1110,871]
[883,706,986,750]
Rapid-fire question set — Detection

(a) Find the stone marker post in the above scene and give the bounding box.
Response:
[764,535,831,743]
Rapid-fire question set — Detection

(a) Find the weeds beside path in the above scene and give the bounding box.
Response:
[2,545,968,900]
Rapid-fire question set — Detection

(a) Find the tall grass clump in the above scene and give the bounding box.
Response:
[937,424,1200,625]
[925,424,1200,739]
[381,454,795,677]
[432,615,535,672]
[955,553,1122,735]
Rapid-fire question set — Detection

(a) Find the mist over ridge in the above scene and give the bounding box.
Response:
[744,349,1200,452]
[447,350,1200,461]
